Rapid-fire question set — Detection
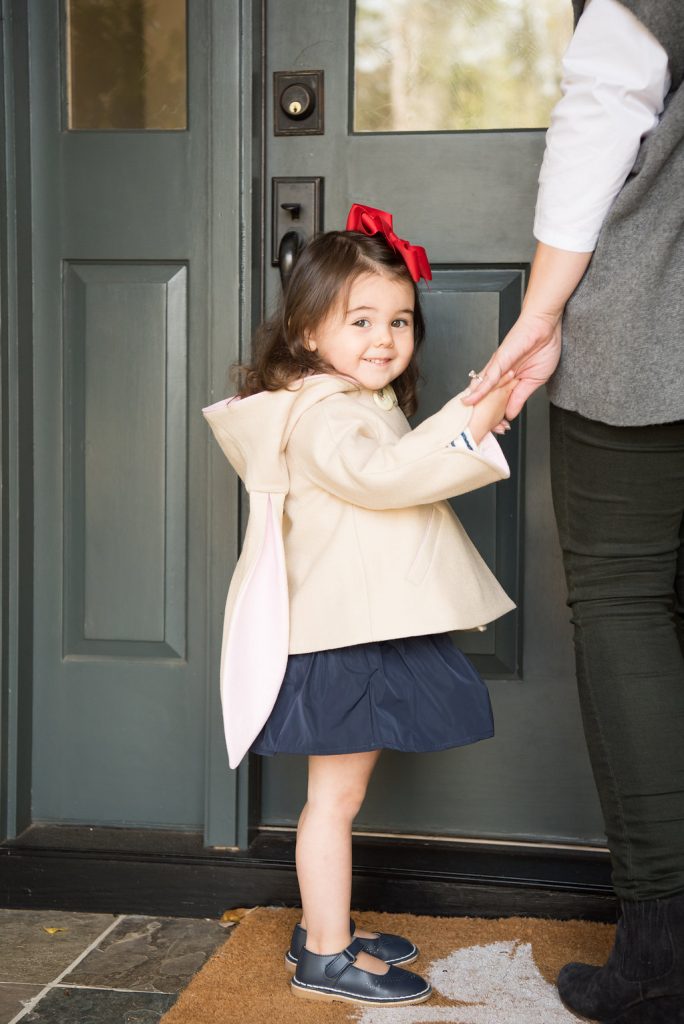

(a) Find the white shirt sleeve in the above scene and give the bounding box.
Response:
[533,0,671,253]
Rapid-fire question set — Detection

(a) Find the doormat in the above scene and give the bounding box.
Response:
[159,907,614,1024]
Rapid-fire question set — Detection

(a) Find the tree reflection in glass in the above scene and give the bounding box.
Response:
[354,0,573,132]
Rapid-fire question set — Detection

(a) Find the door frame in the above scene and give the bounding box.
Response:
[1,0,35,844]
[202,0,266,849]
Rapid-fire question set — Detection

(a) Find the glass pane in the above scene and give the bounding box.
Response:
[354,0,573,132]
[66,0,187,130]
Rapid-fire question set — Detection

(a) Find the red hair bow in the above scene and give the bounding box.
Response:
[345,203,432,283]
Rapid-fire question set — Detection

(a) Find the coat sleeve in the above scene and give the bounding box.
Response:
[288,392,510,510]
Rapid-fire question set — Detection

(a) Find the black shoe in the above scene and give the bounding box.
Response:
[557,892,684,1023]
[291,936,432,1006]
[284,917,418,973]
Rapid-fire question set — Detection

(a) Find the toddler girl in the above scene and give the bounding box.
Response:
[203,204,515,1007]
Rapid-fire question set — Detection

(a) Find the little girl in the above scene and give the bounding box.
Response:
[203,204,515,1008]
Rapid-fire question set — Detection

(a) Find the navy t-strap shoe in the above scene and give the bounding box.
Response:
[291,936,432,1006]
[285,917,418,972]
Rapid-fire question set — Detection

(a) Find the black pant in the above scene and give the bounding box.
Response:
[550,404,684,901]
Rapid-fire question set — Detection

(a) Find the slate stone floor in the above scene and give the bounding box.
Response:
[0,909,230,1024]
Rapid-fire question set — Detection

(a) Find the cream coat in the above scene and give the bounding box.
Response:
[203,374,515,768]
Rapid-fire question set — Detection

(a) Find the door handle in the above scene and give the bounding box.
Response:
[272,177,323,289]
[278,229,304,289]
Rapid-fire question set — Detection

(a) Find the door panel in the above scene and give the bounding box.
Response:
[259,0,605,845]
[419,268,524,676]
[63,262,187,657]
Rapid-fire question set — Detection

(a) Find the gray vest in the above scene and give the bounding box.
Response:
[548,0,684,426]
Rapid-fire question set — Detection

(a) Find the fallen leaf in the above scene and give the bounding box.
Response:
[219,908,250,927]
[42,927,68,935]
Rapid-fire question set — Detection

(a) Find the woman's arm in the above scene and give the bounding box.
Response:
[463,0,670,419]
[534,0,670,253]
[463,243,591,419]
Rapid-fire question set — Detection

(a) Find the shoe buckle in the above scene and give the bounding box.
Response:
[324,944,358,979]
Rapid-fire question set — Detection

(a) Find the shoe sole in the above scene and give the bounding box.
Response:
[284,951,418,974]
[291,979,432,1006]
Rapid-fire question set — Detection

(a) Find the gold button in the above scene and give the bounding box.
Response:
[373,385,398,411]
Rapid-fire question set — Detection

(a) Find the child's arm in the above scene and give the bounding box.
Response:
[289,384,514,512]
[468,378,516,444]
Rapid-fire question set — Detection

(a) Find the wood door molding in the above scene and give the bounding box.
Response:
[0,824,616,922]
[1,0,36,842]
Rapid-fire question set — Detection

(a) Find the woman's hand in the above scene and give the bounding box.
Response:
[465,312,562,421]
[467,373,517,444]
[462,242,592,420]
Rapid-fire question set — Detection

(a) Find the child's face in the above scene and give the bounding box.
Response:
[307,271,415,391]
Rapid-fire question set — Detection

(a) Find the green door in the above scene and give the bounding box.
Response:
[8,0,607,857]
[255,0,606,849]
[11,0,247,842]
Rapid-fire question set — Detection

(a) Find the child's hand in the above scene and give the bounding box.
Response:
[466,372,516,445]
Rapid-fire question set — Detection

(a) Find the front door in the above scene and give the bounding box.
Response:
[256,0,605,848]
[14,0,608,858]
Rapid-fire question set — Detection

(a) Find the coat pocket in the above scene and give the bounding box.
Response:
[406,505,443,586]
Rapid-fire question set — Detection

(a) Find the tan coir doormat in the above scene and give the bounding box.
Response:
[159,907,614,1024]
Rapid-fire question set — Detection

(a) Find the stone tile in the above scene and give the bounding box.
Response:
[64,915,228,994]
[0,983,44,1024]
[0,911,117,984]
[22,987,176,1024]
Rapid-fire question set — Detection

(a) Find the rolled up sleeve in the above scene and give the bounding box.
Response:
[533,0,671,253]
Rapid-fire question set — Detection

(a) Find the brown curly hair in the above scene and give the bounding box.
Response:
[233,231,426,416]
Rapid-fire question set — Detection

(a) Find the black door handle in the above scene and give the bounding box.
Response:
[278,229,304,290]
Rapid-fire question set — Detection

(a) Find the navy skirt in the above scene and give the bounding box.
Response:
[250,632,494,757]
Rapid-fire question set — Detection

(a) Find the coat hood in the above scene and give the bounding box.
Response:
[203,374,360,495]
[202,374,359,770]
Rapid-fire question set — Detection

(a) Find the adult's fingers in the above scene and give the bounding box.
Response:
[505,377,545,420]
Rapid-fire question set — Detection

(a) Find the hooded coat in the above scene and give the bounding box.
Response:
[204,374,515,768]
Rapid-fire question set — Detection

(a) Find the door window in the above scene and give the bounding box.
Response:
[65,0,187,130]
[354,0,573,132]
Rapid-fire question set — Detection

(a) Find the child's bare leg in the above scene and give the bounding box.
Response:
[296,750,388,974]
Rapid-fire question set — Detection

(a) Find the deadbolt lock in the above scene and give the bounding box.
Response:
[274,71,324,136]
[281,83,314,120]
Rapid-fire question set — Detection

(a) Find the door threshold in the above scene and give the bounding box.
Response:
[1,823,616,921]
[258,824,608,856]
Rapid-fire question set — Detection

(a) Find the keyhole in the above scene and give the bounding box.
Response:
[280,83,314,120]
